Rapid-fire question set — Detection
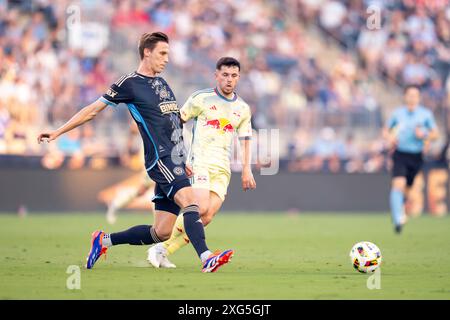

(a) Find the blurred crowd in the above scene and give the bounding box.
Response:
[0,0,448,173]
[0,0,116,166]
[290,0,450,172]
[302,0,450,113]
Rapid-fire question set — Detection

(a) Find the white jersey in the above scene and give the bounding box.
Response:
[180,87,252,173]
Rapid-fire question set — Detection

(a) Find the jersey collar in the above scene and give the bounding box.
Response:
[214,87,237,102]
[135,71,156,79]
[404,105,421,114]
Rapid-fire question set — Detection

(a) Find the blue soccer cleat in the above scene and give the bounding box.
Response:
[85,230,108,269]
[201,249,234,273]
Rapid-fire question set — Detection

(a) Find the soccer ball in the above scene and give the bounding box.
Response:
[349,241,382,273]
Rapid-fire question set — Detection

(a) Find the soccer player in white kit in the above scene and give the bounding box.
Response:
[148,57,256,268]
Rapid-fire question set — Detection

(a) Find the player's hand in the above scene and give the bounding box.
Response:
[415,127,428,140]
[241,168,256,191]
[185,164,193,178]
[37,131,58,144]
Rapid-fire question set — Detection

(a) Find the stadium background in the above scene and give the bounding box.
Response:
[1,0,450,301]
[1,0,449,214]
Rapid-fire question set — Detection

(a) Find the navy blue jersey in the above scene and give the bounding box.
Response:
[99,72,185,170]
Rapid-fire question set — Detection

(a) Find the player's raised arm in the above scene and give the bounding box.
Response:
[37,99,107,144]
[38,72,135,144]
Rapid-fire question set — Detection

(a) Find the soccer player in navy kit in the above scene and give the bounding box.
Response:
[383,85,439,234]
[37,32,233,273]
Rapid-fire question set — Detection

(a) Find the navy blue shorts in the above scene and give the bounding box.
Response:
[148,155,190,215]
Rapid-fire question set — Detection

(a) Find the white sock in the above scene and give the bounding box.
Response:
[102,234,113,247]
[200,250,213,262]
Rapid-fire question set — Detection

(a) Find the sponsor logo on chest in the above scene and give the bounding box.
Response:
[159,102,179,114]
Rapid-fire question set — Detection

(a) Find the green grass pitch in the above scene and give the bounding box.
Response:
[0,212,449,299]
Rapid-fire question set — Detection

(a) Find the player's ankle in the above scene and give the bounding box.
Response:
[200,250,213,262]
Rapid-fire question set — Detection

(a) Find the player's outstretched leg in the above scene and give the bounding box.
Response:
[86,225,164,269]
[181,204,234,273]
[149,188,223,268]
[150,190,223,269]
[147,207,234,272]
[171,186,233,272]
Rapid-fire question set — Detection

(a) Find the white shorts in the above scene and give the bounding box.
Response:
[190,165,230,201]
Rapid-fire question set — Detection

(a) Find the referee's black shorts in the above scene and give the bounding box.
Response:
[392,150,423,187]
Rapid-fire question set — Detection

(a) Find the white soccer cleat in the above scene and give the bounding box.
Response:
[147,243,176,269]
[160,256,176,268]
[147,245,161,268]
[106,203,118,225]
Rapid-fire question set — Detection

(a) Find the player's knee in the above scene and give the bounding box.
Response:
[201,214,213,226]
[391,178,406,192]
[174,187,199,208]
[153,225,171,241]
[391,186,405,194]
[157,231,171,241]
[198,205,209,217]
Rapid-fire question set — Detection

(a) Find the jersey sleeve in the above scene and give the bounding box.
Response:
[99,76,134,107]
[386,110,398,129]
[237,105,253,140]
[180,93,202,122]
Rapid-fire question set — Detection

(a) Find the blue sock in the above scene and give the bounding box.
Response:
[110,225,161,246]
[390,189,404,227]
[182,205,209,258]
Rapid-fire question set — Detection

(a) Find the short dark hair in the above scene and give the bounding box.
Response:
[216,57,240,71]
[404,84,420,93]
[138,32,169,59]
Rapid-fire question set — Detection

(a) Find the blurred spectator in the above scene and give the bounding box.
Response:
[381,35,405,84]
[423,77,447,111]
[357,26,388,76]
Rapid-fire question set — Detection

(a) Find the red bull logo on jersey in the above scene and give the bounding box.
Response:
[204,118,234,134]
